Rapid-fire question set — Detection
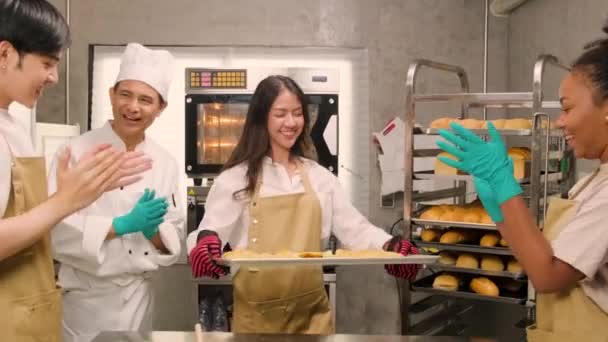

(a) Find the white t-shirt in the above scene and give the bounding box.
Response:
[186,157,392,253]
[0,108,37,217]
[552,163,608,313]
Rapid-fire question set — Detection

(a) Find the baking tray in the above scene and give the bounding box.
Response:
[216,254,439,267]
[421,127,562,137]
[412,218,497,231]
[414,240,513,256]
[413,170,562,183]
[411,273,527,304]
[428,264,526,280]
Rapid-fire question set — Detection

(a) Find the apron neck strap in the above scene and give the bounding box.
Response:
[569,168,601,199]
[250,157,314,203]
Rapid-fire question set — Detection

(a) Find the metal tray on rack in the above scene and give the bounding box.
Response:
[420,127,563,137]
[427,264,526,280]
[414,240,512,256]
[216,254,439,267]
[411,273,527,304]
[412,218,497,231]
[413,170,562,183]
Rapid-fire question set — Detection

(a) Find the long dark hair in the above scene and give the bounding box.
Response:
[223,75,315,200]
[571,21,608,105]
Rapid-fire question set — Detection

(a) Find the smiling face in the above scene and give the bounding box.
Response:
[0,41,61,109]
[556,72,608,161]
[109,79,166,141]
[266,88,305,155]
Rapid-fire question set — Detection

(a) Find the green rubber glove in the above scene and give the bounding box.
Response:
[113,189,168,238]
[473,176,504,223]
[436,121,523,205]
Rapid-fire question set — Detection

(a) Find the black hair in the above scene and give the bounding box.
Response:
[222,75,315,199]
[572,21,608,104]
[0,0,70,58]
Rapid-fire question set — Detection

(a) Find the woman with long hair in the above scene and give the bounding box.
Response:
[188,75,420,334]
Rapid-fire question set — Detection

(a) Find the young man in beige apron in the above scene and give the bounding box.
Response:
[0,2,151,340]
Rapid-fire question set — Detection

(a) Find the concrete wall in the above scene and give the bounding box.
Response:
[508,0,608,175]
[41,0,508,334]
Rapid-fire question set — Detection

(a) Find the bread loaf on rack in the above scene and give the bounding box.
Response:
[456,253,479,269]
[430,117,454,129]
[470,277,500,297]
[433,274,459,291]
[434,152,461,175]
[480,233,500,247]
[507,147,531,180]
[439,230,466,244]
[504,118,532,129]
[421,228,441,242]
[481,255,505,271]
[507,259,523,273]
[439,251,457,265]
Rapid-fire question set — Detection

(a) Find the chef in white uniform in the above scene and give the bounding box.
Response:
[49,43,185,341]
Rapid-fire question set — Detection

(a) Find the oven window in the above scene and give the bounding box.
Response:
[197,102,247,165]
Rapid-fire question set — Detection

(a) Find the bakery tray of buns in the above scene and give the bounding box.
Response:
[217,249,439,267]
[411,272,527,304]
[422,117,561,137]
[429,250,525,279]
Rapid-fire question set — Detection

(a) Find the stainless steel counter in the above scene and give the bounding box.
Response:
[91,332,495,342]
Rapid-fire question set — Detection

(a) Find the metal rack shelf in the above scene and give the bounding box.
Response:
[413,170,562,184]
[412,92,561,110]
[411,274,527,305]
[415,240,513,256]
[428,264,526,280]
[419,127,563,137]
[413,218,496,231]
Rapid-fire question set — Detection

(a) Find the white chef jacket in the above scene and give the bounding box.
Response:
[187,157,391,253]
[0,108,37,217]
[552,163,608,313]
[49,121,185,289]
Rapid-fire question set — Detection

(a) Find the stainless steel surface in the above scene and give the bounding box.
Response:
[529,55,570,227]
[428,264,526,280]
[91,332,489,342]
[411,186,467,203]
[414,241,512,256]
[412,218,497,231]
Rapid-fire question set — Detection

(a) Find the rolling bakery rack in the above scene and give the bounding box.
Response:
[400,54,577,336]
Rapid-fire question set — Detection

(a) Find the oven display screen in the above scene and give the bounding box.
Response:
[189,69,247,89]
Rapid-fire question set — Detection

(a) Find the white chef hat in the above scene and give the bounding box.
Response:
[115,43,174,103]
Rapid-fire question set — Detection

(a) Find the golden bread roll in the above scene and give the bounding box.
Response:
[433,274,459,291]
[482,119,507,129]
[439,251,457,265]
[479,212,494,225]
[421,228,441,242]
[504,118,532,129]
[502,279,524,292]
[419,206,445,220]
[480,233,500,247]
[439,230,466,244]
[470,277,500,296]
[456,253,479,269]
[439,209,465,222]
[459,118,483,129]
[430,117,454,129]
[508,147,531,159]
[481,255,504,271]
[434,152,460,175]
[507,259,523,273]
[299,251,324,258]
[462,211,481,223]
[499,238,508,247]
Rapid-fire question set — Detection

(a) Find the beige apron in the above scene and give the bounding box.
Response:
[527,169,608,341]
[0,142,62,342]
[232,162,333,334]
